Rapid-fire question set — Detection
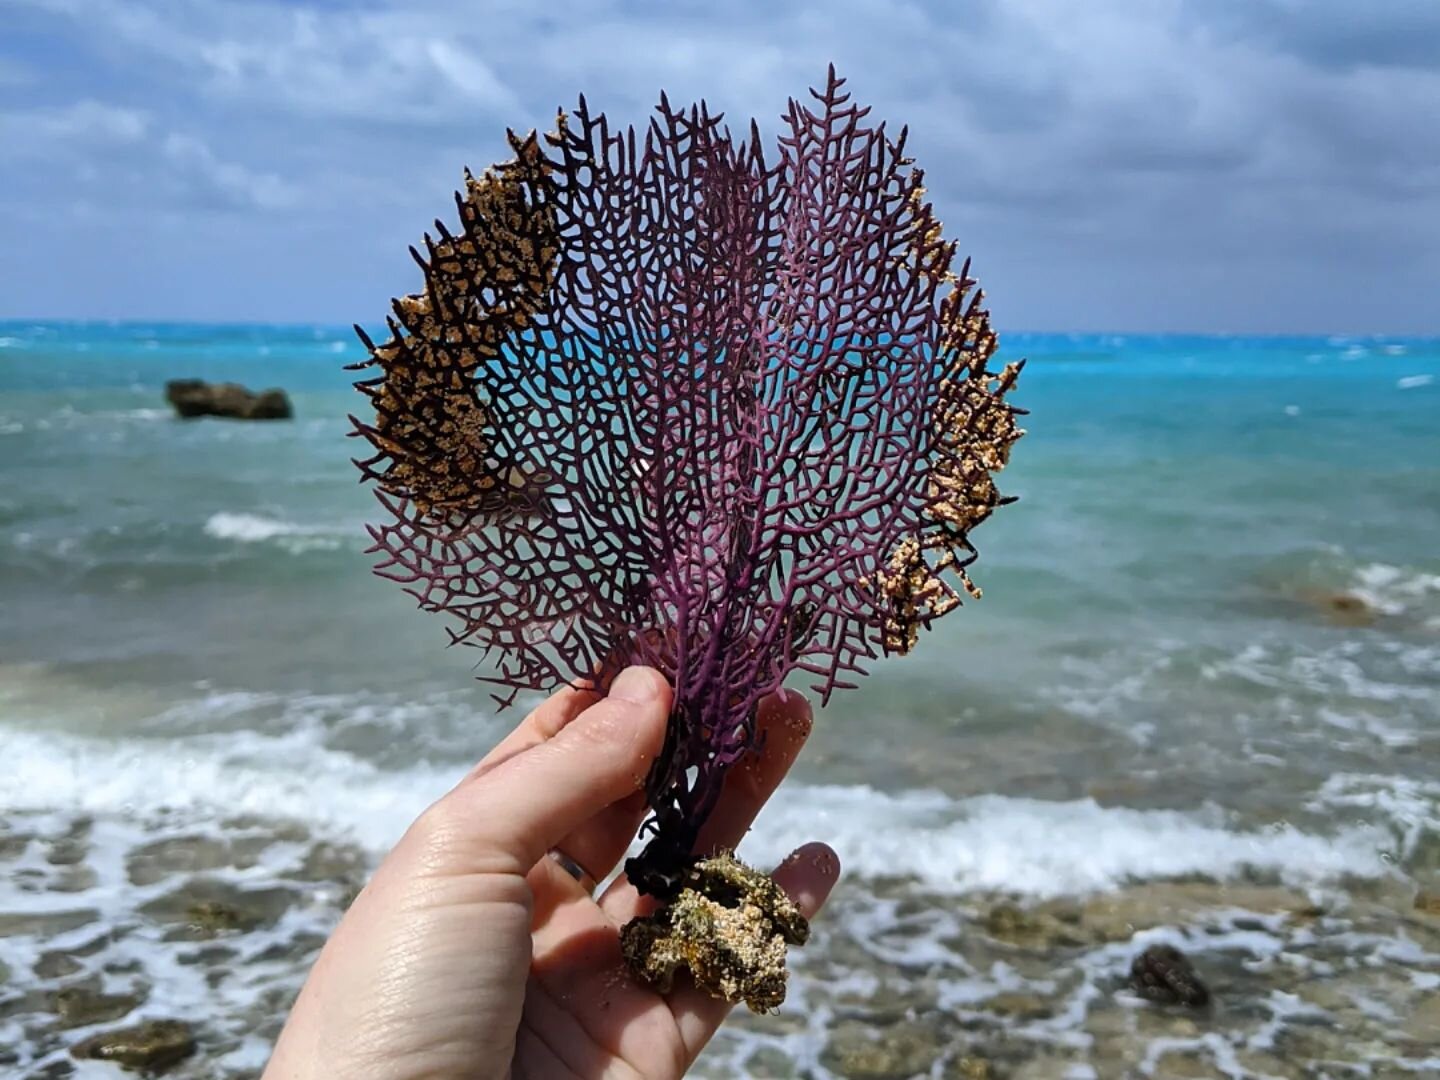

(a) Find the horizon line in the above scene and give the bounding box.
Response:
[2,316,1437,341]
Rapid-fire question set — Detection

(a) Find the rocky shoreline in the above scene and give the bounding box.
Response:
[2,810,1438,1078]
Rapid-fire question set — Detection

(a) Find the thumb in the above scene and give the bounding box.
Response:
[418,666,671,878]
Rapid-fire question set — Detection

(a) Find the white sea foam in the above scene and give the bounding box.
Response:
[203,511,345,552]
[1312,772,1440,862]
[749,786,1390,896]
[1350,561,1440,617]
[0,723,1394,898]
[1397,373,1433,389]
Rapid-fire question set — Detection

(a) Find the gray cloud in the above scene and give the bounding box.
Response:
[1,0,1437,332]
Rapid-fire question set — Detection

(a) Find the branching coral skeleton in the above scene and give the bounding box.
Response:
[351,68,1024,1006]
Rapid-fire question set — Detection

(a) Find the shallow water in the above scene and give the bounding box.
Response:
[1,322,1438,1076]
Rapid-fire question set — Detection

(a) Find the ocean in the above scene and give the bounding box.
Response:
[1,320,1437,1077]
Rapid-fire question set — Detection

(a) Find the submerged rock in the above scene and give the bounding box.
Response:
[126,835,234,887]
[820,1016,949,1080]
[621,851,807,1013]
[140,878,296,941]
[165,379,292,421]
[71,1019,196,1072]
[1314,591,1379,627]
[1128,944,1211,1007]
[0,910,98,938]
[983,902,1087,950]
[51,984,144,1029]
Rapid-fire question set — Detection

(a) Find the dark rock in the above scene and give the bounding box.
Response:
[1304,590,1378,627]
[165,380,292,421]
[1414,892,1440,917]
[34,952,84,980]
[0,831,31,861]
[51,984,145,1029]
[140,878,296,941]
[70,1019,196,1071]
[176,944,238,968]
[1129,944,1211,1007]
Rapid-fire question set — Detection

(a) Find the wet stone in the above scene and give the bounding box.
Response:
[1235,1050,1308,1080]
[743,1045,798,1077]
[126,836,233,887]
[1151,1051,1228,1079]
[820,1016,949,1080]
[297,841,368,885]
[1413,892,1440,917]
[942,1055,994,1079]
[34,952,84,980]
[70,1018,196,1072]
[50,984,145,1030]
[982,903,1086,950]
[831,980,937,1026]
[47,866,99,894]
[1403,994,1440,1041]
[44,839,89,868]
[979,992,1053,1022]
[251,931,327,965]
[1128,944,1211,1008]
[140,879,297,941]
[0,830,33,861]
[177,944,239,967]
[1,987,52,1022]
[0,910,99,938]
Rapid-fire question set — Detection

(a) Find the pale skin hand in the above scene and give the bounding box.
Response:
[263,666,840,1080]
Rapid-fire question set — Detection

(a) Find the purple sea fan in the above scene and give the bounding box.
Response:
[351,68,1024,894]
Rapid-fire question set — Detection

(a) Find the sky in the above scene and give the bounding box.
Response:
[1,0,1437,334]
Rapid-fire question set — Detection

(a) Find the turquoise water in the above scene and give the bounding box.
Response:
[2,322,1435,778]
[2,321,1438,1074]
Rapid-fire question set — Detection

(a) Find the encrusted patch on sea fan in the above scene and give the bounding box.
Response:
[351,67,1024,890]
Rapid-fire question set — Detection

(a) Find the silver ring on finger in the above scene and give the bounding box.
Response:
[546,848,599,895]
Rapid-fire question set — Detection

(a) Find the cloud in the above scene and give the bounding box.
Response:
[3,100,151,146]
[16,0,522,123]
[1195,0,1440,73]
[2,101,297,213]
[160,132,299,211]
[2,0,1438,331]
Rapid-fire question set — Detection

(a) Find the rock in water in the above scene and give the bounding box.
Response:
[165,379,292,420]
[71,1019,196,1071]
[1128,944,1211,1007]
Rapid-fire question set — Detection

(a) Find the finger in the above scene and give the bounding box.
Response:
[597,688,812,924]
[693,689,812,856]
[464,681,602,783]
[670,842,840,1059]
[540,787,650,905]
[413,666,671,878]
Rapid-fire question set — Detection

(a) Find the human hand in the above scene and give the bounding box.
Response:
[263,666,839,1079]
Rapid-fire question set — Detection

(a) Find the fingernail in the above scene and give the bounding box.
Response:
[610,665,662,704]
